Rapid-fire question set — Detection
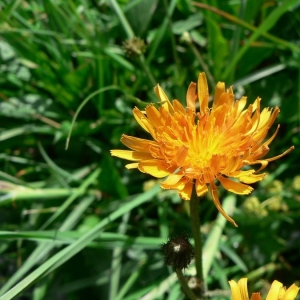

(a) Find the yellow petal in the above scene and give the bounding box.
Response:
[154,84,174,113]
[179,180,193,200]
[161,173,184,186]
[210,181,237,227]
[133,108,156,136]
[121,135,157,152]
[262,125,280,147]
[266,280,283,300]
[239,173,265,184]
[229,280,243,300]
[229,278,257,300]
[198,72,209,114]
[110,150,153,161]
[125,163,139,169]
[252,97,261,112]
[138,159,171,178]
[219,176,253,195]
[279,287,286,299]
[196,180,208,197]
[282,284,300,300]
[244,159,269,173]
[229,170,266,184]
[236,96,247,115]
[238,278,249,300]
[186,82,197,111]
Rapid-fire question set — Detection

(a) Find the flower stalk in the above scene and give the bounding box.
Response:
[190,183,206,299]
[176,269,198,300]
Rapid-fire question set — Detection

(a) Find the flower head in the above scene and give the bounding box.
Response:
[229,278,299,300]
[161,235,194,270]
[111,73,294,226]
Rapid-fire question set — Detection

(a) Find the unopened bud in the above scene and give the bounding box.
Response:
[161,235,194,270]
[122,37,147,57]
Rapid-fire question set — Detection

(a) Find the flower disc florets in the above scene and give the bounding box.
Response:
[111,73,294,226]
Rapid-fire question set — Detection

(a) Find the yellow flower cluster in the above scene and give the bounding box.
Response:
[229,278,299,300]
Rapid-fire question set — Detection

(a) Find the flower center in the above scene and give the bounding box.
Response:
[153,105,253,182]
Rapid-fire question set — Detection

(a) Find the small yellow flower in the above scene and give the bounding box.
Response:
[229,278,299,300]
[111,73,294,226]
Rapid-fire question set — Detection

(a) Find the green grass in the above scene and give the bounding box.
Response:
[0,1,300,299]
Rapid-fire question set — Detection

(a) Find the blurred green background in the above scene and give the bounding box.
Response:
[0,0,300,299]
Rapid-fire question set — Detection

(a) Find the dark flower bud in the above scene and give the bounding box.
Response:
[122,37,147,57]
[161,235,194,270]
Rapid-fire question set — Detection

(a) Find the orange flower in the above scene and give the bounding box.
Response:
[111,73,294,226]
[229,278,299,300]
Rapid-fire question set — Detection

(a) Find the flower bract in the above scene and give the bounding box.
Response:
[229,278,299,300]
[111,73,294,226]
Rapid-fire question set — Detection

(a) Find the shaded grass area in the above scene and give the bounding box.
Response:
[0,1,300,299]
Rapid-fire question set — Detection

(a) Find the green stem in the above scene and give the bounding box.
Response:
[176,269,198,300]
[109,0,134,38]
[190,184,206,299]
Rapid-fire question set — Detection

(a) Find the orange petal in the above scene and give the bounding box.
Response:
[213,81,225,109]
[213,92,229,110]
[266,146,295,163]
[138,159,172,178]
[248,144,270,162]
[145,104,165,128]
[219,176,253,195]
[172,145,189,166]
[186,82,197,111]
[227,86,234,106]
[251,293,261,300]
[173,99,186,114]
[210,181,237,226]
[110,150,153,161]
[198,72,209,114]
